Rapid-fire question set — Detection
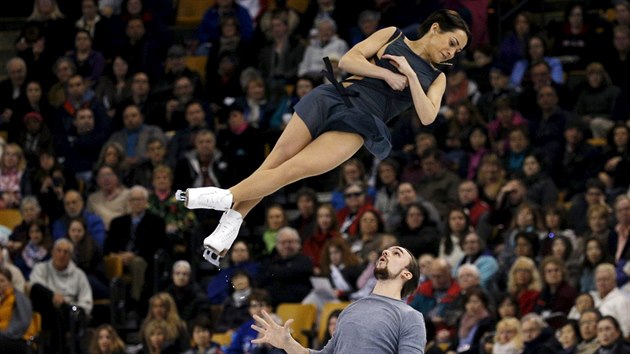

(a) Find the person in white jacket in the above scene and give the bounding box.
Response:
[298,17,349,77]
[593,263,630,337]
[29,238,93,353]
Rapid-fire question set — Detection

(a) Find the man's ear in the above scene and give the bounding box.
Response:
[401,269,412,281]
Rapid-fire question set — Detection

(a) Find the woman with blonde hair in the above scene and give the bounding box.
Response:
[507,256,542,316]
[139,319,178,354]
[88,324,126,354]
[0,143,28,209]
[141,292,189,352]
[575,62,620,139]
[493,317,523,354]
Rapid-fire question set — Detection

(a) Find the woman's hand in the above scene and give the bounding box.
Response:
[382,54,415,78]
[251,311,295,349]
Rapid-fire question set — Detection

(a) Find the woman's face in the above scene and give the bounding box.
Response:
[149,330,165,350]
[514,237,533,257]
[26,82,42,103]
[497,325,517,344]
[246,81,265,100]
[75,32,91,51]
[543,262,563,286]
[151,299,167,319]
[613,127,629,148]
[359,212,378,235]
[588,214,607,233]
[575,294,594,313]
[97,329,113,352]
[498,299,517,319]
[342,164,361,183]
[3,147,20,168]
[516,208,534,228]
[231,274,250,291]
[514,266,532,287]
[465,295,484,315]
[523,156,540,177]
[405,206,424,229]
[112,56,129,79]
[328,245,343,266]
[152,171,171,192]
[586,240,603,264]
[514,14,530,36]
[378,164,396,185]
[551,238,567,259]
[316,206,333,231]
[568,5,583,28]
[328,315,338,337]
[587,70,602,88]
[457,269,478,290]
[456,105,471,124]
[82,0,97,19]
[469,129,486,150]
[221,19,238,37]
[230,242,249,264]
[559,324,578,348]
[29,224,43,244]
[104,146,120,165]
[597,319,621,347]
[68,220,85,243]
[448,211,467,233]
[296,79,313,98]
[56,61,73,82]
[545,212,560,230]
[266,207,285,230]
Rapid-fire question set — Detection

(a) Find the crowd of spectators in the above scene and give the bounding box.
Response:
[2,0,630,353]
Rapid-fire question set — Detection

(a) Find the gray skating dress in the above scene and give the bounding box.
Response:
[293,29,442,160]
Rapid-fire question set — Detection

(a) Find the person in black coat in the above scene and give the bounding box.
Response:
[164,260,209,324]
[521,313,562,354]
[105,185,167,310]
[594,315,630,354]
[257,227,313,307]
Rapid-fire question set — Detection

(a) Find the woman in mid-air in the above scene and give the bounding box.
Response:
[177,10,471,265]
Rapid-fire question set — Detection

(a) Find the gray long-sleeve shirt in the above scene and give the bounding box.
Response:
[311,294,426,354]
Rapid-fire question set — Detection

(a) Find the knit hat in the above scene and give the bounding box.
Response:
[23,111,43,123]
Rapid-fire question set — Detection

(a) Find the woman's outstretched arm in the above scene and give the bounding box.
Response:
[338,26,409,91]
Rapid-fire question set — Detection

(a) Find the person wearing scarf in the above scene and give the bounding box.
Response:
[454,287,494,354]
[0,267,32,354]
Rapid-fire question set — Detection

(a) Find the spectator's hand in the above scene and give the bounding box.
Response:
[52,293,65,307]
[118,251,135,265]
[15,37,28,52]
[32,38,45,55]
[166,99,178,114]
[166,224,178,234]
[6,240,22,252]
[598,172,613,189]
[605,156,622,171]
[41,177,54,192]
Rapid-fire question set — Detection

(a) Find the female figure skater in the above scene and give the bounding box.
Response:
[177,10,471,265]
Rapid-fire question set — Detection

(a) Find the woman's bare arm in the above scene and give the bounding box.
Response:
[383,54,446,125]
[338,27,408,91]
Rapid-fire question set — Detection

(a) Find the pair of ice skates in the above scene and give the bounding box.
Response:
[175,187,241,266]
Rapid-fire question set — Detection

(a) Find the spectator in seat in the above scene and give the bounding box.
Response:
[0,267,32,354]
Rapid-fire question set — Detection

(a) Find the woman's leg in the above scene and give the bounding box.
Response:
[231,114,314,217]
[229,130,364,203]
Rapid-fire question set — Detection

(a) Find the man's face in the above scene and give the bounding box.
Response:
[343,185,365,211]
[595,269,616,297]
[615,198,630,225]
[489,70,508,89]
[195,133,215,156]
[172,265,190,287]
[7,61,26,86]
[147,141,166,164]
[185,103,205,127]
[64,192,84,217]
[421,156,440,176]
[531,64,551,89]
[428,263,451,290]
[74,109,95,134]
[128,190,148,215]
[397,183,416,206]
[296,195,315,217]
[52,243,73,270]
[521,320,541,342]
[458,181,477,205]
[374,246,412,282]
[123,106,143,130]
[537,86,558,111]
[597,319,620,347]
[276,231,300,258]
[126,19,145,41]
[579,312,598,340]
[67,76,86,100]
[174,78,193,100]
[132,73,150,96]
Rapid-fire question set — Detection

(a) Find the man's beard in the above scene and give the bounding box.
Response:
[374,261,403,280]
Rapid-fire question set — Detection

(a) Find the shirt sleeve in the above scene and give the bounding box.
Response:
[398,310,426,354]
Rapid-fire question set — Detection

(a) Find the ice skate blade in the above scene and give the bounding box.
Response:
[202,248,222,267]
[175,190,186,202]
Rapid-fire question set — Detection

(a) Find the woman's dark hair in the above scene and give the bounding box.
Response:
[321,309,344,347]
[525,34,549,60]
[418,9,472,50]
[599,315,622,334]
[581,237,612,269]
[562,319,583,343]
[606,121,630,150]
[443,207,471,255]
[358,209,385,234]
[230,269,254,290]
[375,158,401,189]
[496,293,521,318]
[544,234,573,261]
[515,231,541,258]
[190,315,214,333]
[75,28,93,42]
[464,286,490,309]
[29,219,53,251]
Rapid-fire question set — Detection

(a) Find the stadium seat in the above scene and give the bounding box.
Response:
[0,208,22,230]
[176,0,215,27]
[317,302,350,345]
[185,55,208,83]
[211,331,233,347]
[276,303,317,347]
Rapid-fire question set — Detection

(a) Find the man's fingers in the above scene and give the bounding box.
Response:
[251,324,265,333]
[253,313,270,327]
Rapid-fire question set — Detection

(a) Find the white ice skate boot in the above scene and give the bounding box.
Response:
[175,187,233,211]
[202,209,243,266]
